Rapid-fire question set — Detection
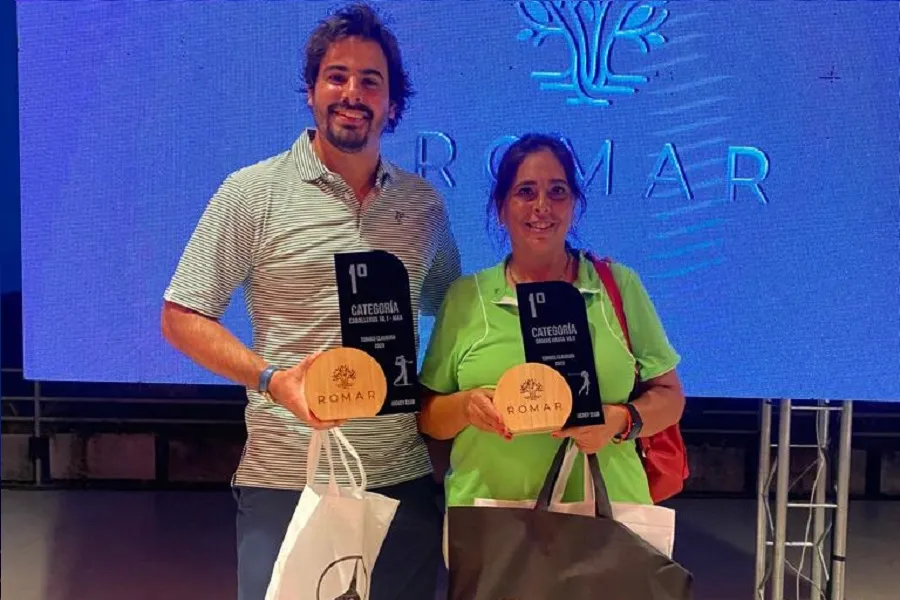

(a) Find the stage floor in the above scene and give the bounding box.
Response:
[2,490,897,599]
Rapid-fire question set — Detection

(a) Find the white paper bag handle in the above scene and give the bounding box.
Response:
[332,428,368,492]
[305,429,324,484]
[561,444,599,509]
[549,442,613,517]
[550,440,581,503]
[306,430,341,494]
[305,429,368,494]
[549,442,605,511]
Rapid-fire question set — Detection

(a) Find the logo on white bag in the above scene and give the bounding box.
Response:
[317,555,369,600]
[332,364,357,389]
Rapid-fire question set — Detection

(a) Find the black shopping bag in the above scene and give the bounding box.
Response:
[447,439,693,600]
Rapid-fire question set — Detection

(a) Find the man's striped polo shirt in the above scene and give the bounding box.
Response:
[164,129,461,490]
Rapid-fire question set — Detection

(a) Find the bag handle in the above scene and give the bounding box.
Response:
[549,442,614,520]
[305,429,367,494]
[332,428,368,491]
[549,441,581,502]
[535,440,569,511]
[306,430,339,495]
[586,450,614,518]
[536,440,614,519]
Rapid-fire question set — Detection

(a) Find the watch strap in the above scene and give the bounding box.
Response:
[258,365,281,395]
[613,403,643,442]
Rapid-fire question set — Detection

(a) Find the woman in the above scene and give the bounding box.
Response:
[417,134,685,507]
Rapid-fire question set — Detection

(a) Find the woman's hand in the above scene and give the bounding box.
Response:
[464,388,513,440]
[552,404,629,454]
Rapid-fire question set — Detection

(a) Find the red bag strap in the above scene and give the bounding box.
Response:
[589,254,642,383]
[589,255,632,350]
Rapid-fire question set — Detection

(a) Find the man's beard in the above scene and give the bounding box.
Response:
[321,103,379,153]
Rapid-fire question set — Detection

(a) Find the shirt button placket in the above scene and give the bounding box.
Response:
[342,186,361,233]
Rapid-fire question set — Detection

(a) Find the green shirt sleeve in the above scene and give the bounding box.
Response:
[419,275,477,394]
[612,264,682,381]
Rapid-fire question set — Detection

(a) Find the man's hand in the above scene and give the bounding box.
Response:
[464,388,512,440]
[268,352,345,430]
[552,404,628,454]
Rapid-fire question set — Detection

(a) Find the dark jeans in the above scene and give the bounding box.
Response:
[234,476,444,600]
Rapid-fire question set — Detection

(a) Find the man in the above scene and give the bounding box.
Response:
[160,3,461,599]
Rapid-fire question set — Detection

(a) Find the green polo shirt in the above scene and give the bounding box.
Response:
[419,251,680,507]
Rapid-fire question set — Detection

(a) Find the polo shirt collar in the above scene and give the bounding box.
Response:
[488,249,603,307]
[292,128,397,188]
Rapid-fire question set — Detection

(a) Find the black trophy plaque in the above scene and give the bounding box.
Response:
[515,281,605,428]
[334,250,420,415]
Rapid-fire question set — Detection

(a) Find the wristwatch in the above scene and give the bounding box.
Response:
[258,365,282,403]
[613,403,643,443]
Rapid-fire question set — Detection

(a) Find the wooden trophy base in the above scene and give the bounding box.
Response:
[304,347,387,421]
[493,363,573,435]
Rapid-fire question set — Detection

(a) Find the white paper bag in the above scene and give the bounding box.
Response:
[265,428,399,600]
[458,443,676,562]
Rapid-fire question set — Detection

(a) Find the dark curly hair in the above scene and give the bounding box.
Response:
[301,2,413,133]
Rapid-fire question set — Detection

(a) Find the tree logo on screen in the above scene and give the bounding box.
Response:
[515,1,670,107]
[332,365,357,390]
[316,555,369,600]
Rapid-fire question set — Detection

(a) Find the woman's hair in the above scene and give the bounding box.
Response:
[486,134,587,245]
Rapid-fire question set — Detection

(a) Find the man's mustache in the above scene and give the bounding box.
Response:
[328,103,373,119]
